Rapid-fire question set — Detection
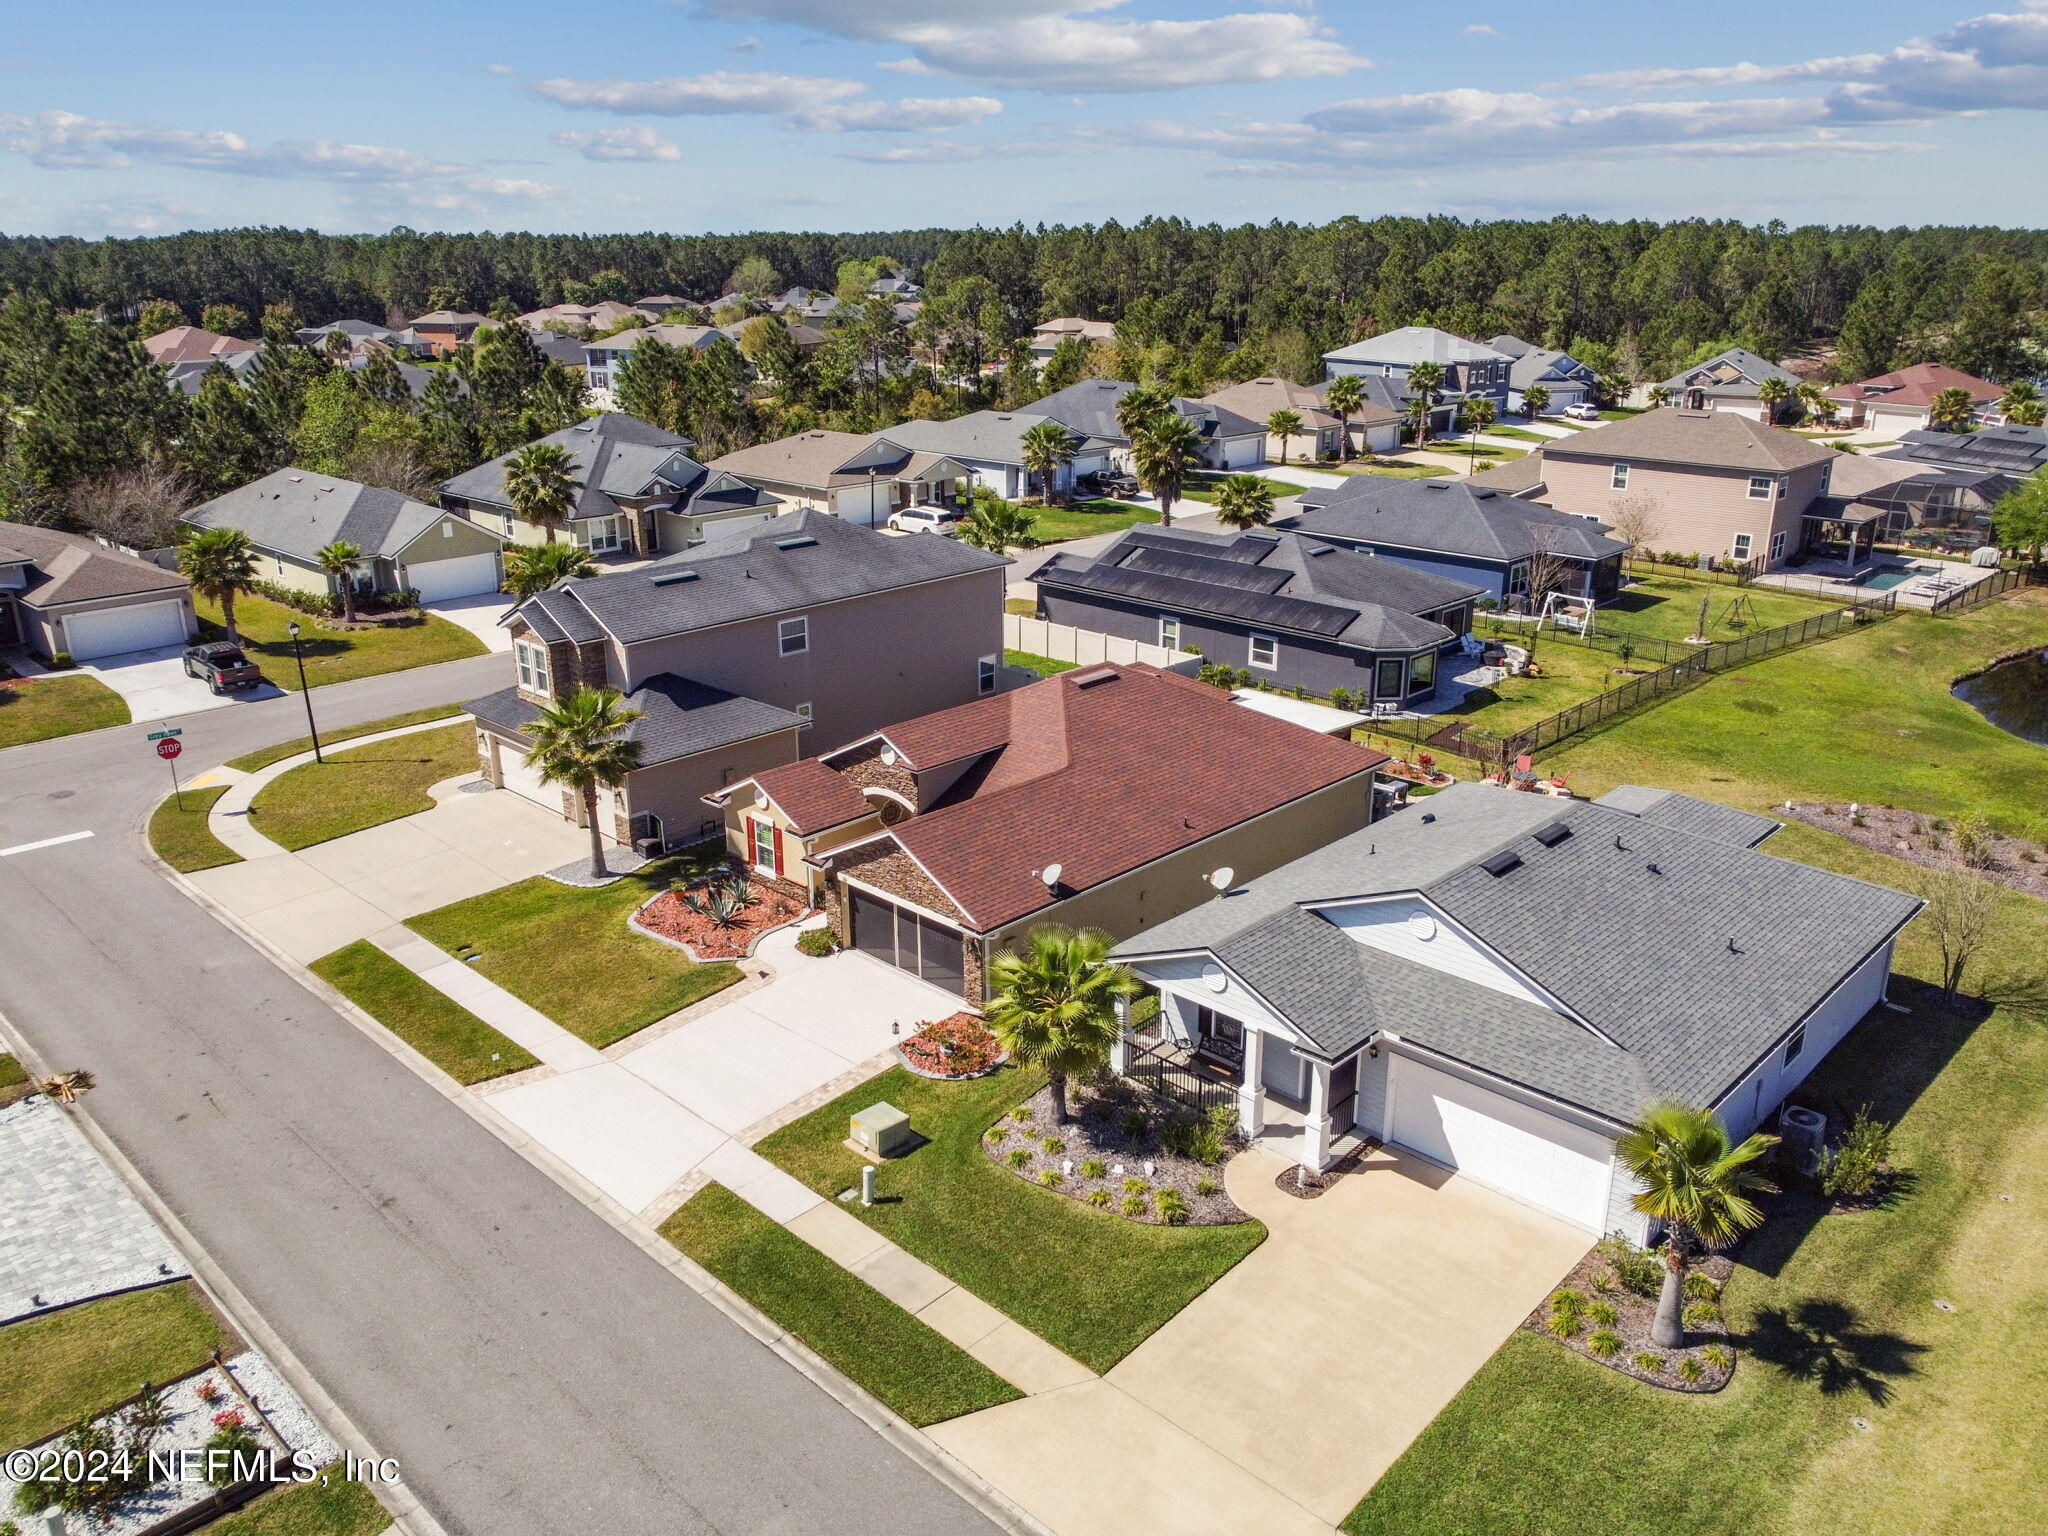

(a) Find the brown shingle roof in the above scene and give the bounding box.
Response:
[749,758,873,835]
[1823,362,2002,409]
[0,524,190,608]
[1201,378,1343,432]
[1540,409,1834,474]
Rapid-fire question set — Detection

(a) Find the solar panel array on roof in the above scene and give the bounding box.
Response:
[1120,527,1268,564]
[1117,545,1292,594]
[1052,560,1356,637]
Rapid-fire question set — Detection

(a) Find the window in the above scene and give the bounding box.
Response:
[749,818,778,873]
[1374,657,1408,699]
[513,640,551,694]
[1610,462,1631,490]
[1158,616,1181,650]
[977,655,998,695]
[1248,633,1278,670]
[1506,560,1531,599]
[1731,532,1754,561]
[778,616,809,656]
[441,522,454,538]
[1769,530,1787,562]
[1783,1024,1805,1066]
[794,701,813,723]
[1747,475,1775,500]
[1410,648,1436,690]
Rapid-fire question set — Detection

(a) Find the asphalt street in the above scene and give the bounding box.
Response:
[0,652,999,1536]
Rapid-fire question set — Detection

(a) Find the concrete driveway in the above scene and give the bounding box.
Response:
[421,592,516,653]
[75,644,284,722]
[928,1144,1590,1535]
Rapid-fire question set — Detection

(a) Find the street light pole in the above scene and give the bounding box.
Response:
[287,620,323,763]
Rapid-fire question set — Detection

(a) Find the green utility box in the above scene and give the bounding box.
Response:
[850,1102,914,1158]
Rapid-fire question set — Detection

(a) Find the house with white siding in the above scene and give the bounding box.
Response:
[1111,782,1920,1240]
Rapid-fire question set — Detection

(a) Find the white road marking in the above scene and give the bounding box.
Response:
[0,830,95,858]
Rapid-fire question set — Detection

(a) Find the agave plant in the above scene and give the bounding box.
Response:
[684,885,750,928]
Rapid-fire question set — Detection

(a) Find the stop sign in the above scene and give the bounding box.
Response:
[156,738,182,760]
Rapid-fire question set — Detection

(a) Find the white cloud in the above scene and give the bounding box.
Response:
[531,69,864,115]
[1461,24,1499,37]
[484,63,515,75]
[553,125,683,161]
[787,95,1002,131]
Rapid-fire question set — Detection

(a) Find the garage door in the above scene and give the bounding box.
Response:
[63,600,189,660]
[1387,1056,1612,1230]
[849,887,966,996]
[405,551,500,601]
[498,743,560,811]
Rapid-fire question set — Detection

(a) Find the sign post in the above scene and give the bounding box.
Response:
[149,729,184,810]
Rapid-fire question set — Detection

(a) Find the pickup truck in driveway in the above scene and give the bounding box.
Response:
[182,641,263,694]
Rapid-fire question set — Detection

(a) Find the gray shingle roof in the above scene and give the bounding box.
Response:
[1117,781,1920,1120]
[1323,327,1512,367]
[883,411,1096,467]
[1592,785,1782,848]
[1284,477,1628,564]
[1022,380,1263,446]
[0,523,189,609]
[1541,409,1834,474]
[186,470,484,565]
[513,507,1008,647]
[439,413,711,524]
[466,675,804,767]
[1038,525,1479,652]
[1656,346,1801,399]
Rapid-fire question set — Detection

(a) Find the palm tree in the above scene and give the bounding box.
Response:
[502,540,598,603]
[983,924,1139,1123]
[1404,396,1434,450]
[1796,380,1834,427]
[1462,398,1497,469]
[1019,419,1078,505]
[1928,385,1978,433]
[1616,1102,1778,1349]
[1114,384,1173,444]
[1213,474,1275,530]
[1322,374,1364,462]
[1647,384,1673,408]
[1756,376,1793,423]
[1999,380,2044,427]
[1130,412,1202,528]
[958,495,1039,554]
[1405,361,1446,444]
[502,442,583,543]
[1266,408,1304,465]
[316,540,363,623]
[178,527,258,645]
[520,686,645,880]
[1521,383,1550,420]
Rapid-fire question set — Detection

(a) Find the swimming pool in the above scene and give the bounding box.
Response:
[1860,564,1938,591]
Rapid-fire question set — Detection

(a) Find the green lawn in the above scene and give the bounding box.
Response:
[198,593,483,690]
[249,723,475,850]
[661,1183,1022,1426]
[311,940,538,1084]
[408,856,740,1047]
[1478,424,1551,442]
[1347,824,2048,1536]
[1319,461,1447,479]
[0,1052,29,1109]
[1426,438,1528,460]
[1434,640,1621,736]
[147,783,243,872]
[1591,573,1839,648]
[1181,472,1307,503]
[1027,500,1160,543]
[1,1283,229,1451]
[1004,649,1076,678]
[204,1469,390,1536]
[0,673,128,750]
[756,1065,1266,1373]
[229,703,464,773]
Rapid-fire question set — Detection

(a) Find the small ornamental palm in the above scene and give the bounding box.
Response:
[1019,419,1078,505]
[316,539,363,623]
[1928,385,1978,433]
[1616,1102,1778,1349]
[1213,474,1275,531]
[1648,384,1673,408]
[1522,383,1550,419]
[1406,360,1446,442]
[520,686,644,879]
[1265,408,1304,464]
[178,527,258,645]
[502,539,598,602]
[958,494,1038,553]
[2000,380,2044,427]
[1322,374,1364,461]
[1757,376,1793,422]
[984,924,1140,1123]
[502,442,583,543]
[1130,412,1202,528]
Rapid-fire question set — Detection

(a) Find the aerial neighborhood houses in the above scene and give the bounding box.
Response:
[1322,326,1514,428]
[1029,315,1117,360]
[1654,346,1801,418]
[0,522,198,660]
[1822,362,2005,434]
[885,410,1109,500]
[1200,376,1403,460]
[1022,379,1267,470]
[1486,335,1601,415]
[708,430,974,527]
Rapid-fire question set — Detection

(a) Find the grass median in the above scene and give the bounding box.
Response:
[147,783,242,872]
[229,703,464,774]
[661,1183,1021,1426]
[0,673,129,750]
[248,722,476,850]
[198,593,483,691]
[311,940,538,1084]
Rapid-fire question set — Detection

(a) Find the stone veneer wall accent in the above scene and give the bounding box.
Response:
[826,838,983,998]
[831,741,921,808]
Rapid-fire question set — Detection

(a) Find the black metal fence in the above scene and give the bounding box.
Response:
[1124,1037,1237,1115]
[1930,565,2041,616]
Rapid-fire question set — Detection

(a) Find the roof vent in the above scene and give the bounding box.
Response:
[1069,666,1119,688]
[1305,545,1335,557]
[1532,821,1572,847]
[1480,850,1524,878]
[774,536,818,550]
[1472,489,1496,500]
[650,568,699,585]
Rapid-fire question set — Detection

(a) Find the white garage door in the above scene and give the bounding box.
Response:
[63,600,189,660]
[405,552,500,602]
[498,743,559,811]
[1387,1056,1613,1231]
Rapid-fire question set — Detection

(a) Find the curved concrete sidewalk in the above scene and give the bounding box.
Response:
[208,715,473,860]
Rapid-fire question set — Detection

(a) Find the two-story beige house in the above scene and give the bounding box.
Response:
[463,510,1010,851]
[1475,409,1846,571]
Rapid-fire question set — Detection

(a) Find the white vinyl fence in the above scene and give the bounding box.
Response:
[1005,613,1200,672]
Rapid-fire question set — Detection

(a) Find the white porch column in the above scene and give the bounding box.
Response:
[1301,1057,1334,1172]
[1237,1025,1266,1136]
[1110,993,1132,1076]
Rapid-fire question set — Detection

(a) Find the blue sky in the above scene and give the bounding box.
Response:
[1,0,2042,236]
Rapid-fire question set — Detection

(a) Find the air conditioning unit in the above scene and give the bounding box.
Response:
[1778,1104,1827,1173]
[634,835,665,859]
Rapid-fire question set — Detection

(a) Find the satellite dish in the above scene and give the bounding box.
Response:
[1208,866,1235,891]
[880,748,899,767]
[1040,862,1064,889]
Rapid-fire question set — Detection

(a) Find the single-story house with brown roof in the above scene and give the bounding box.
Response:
[706,662,1387,1002]
[0,525,196,661]
[1822,362,2003,435]
[709,430,976,527]
[1202,377,1403,460]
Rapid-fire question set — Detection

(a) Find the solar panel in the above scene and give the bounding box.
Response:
[1049,562,1355,638]
[1119,546,1291,594]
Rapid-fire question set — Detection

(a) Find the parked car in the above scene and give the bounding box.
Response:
[1080,470,1142,498]
[886,506,963,537]
[1563,402,1602,421]
[182,641,263,693]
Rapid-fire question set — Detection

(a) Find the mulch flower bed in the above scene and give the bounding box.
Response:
[634,877,809,960]
[1784,801,2048,901]
[980,1077,1252,1226]
[1525,1237,1737,1392]
[899,1013,1005,1079]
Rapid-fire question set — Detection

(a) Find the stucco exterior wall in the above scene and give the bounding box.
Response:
[398,515,506,568]
[618,725,805,849]
[1538,453,1816,566]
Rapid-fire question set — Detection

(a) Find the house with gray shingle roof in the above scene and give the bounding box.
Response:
[1036,525,1483,705]
[883,411,1113,500]
[1321,327,1513,418]
[0,524,196,661]
[1487,335,1600,415]
[1111,780,1921,1236]
[1656,346,1801,419]
[1020,380,1268,471]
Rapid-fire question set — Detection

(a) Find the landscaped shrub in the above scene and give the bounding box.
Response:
[1155,1188,1190,1225]
[1683,1301,1723,1328]
[1589,1269,1616,1295]
[1010,1106,1034,1123]
[1006,1148,1031,1170]
[1588,1300,1618,1328]
[1039,1169,1062,1188]
[1683,1271,1720,1302]
[796,927,840,957]
[1633,1352,1665,1375]
[1817,1105,1894,1200]
[1195,1176,1218,1196]
[1087,1189,1112,1208]
[1546,1289,1587,1338]
[1121,1194,1148,1216]
[1597,1236,1663,1298]
[1677,1356,1707,1384]
[203,1422,261,1487]
[1081,1158,1107,1180]
[1587,1329,1623,1359]
[1700,1344,1733,1370]
[1042,1137,1066,1155]
[1122,1177,1150,1195]
[1120,1108,1149,1138]
[984,1126,1006,1145]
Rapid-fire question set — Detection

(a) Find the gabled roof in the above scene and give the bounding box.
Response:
[1323,327,1511,367]
[1021,380,1263,446]
[1315,374,1411,417]
[1823,362,2003,409]
[742,758,874,835]
[439,413,711,523]
[710,429,940,492]
[1032,316,1117,343]
[1591,785,1781,848]
[0,523,189,609]
[817,663,1386,933]
[1284,476,1628,564]
[186,469,493,565]
[510,507,1007,648]
[409,310,490,327]
[1117,781,1921,1119]
[1540,409,1834,473]
[582,323,735,356]
[295,319,394,345]
[143,327,259,367]
[466,675,804,768]
[1656,346,1799,398]
[1037,525,1480,653]
[1488,340,1595,393]
[1200,378,1346,433]
[883,410,1098,468]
